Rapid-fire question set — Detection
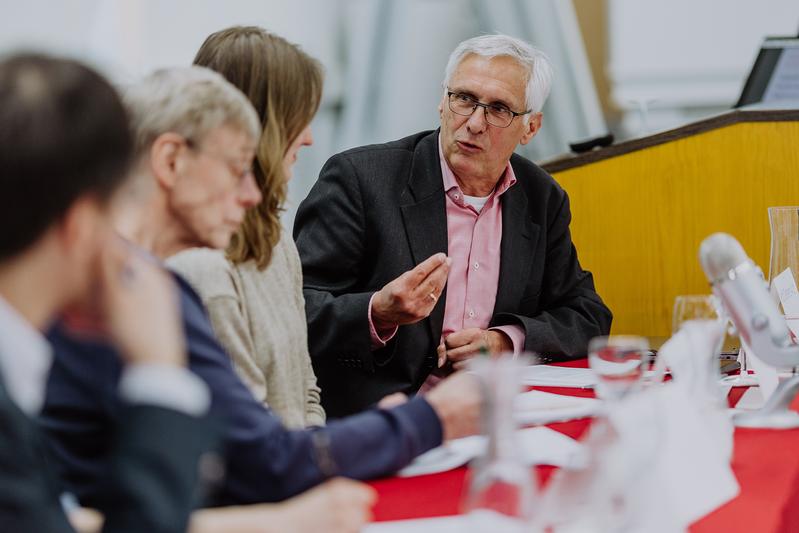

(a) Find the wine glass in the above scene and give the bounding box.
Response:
[672,295,720,334]
[588,336,649,402]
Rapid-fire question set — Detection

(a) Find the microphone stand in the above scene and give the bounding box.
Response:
[732,311,799,429]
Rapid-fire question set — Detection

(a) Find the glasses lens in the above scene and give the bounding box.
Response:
[449,93,475,116]
[486,106,513,128]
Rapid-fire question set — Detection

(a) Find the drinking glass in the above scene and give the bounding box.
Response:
[588,336,649,402]
[462,354,536,533]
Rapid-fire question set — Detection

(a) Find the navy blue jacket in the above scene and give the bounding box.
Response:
[41,274,443,506]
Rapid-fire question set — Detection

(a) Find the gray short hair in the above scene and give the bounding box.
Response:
[443,34,553,115]
[124,66,260,158]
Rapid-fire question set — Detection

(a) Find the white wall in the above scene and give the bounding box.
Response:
[608,0,799,137]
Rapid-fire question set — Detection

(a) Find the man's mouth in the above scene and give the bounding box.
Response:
[456,140,483,153]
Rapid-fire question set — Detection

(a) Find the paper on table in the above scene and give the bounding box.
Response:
[521,365,597,388]
[363,512,530,532]
[772,268,799,316]
[363,515,470,533]
[398,426,584,477]
[513,389,600,425]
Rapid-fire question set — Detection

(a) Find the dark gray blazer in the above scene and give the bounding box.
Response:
[294,129,612,417]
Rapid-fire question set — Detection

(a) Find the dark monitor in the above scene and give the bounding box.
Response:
[735,37,799,108]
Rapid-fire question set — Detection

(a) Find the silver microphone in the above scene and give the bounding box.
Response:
[699,232,794,367]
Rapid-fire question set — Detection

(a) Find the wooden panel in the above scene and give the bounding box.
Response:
[552,120,799,336]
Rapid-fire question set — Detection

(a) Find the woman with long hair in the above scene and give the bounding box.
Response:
[168,26,325,427]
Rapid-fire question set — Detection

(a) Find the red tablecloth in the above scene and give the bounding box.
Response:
[368,361,799,532]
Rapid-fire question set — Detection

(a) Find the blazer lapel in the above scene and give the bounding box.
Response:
[400,131,448,342]
[493,181,540,315]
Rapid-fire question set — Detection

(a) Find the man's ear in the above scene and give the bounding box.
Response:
[58,196,104,263]
[519,112,543,146]
[149,132,188,190]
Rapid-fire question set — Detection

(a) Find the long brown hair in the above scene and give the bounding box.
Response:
[193,26,323,269]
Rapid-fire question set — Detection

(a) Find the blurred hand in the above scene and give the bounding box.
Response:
[437,328,512,370]
[190,478,376,533]
[278,478,375,533]
[377,392,408,409]
[371,253,450,331]
[425,371,482,441]
[68,507,103,533]
[97,237,185,368]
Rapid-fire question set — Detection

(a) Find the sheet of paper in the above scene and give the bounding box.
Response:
[520,365,597,388]
[513,389,600,425]
[398,426,584,477]
[363,515,469,533]
[772,268,799,316]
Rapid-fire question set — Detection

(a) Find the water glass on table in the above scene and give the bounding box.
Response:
[588,335,649,402]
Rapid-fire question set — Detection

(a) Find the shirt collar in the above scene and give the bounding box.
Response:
[0,295,53,415]
[437,134,517,205]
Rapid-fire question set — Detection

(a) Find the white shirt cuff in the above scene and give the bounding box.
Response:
[119,364,210,417]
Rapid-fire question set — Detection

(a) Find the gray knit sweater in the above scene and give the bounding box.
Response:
[167,235,325,428]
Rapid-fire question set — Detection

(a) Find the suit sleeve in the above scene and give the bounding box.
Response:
[99,405,219,533]
[185,310,443,504]
[493,192,612,359]
[0,393,75,533]
[293,153,378,372]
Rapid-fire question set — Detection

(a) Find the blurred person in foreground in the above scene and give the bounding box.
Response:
[40,64,482,509]
[0,52,214,533]
[0,51,372,533]
[294,34,612,417]
[168,26,326,428]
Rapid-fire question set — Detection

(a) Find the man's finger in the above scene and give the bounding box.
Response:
[437,342,446,367]
[445,342,481,361]
[402,253,449,290]
[413,264,450,300]
[444,328,482,349]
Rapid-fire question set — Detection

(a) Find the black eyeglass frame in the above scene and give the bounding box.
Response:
[446,89,533,128]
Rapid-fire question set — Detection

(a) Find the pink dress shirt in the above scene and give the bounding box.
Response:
[368,136,526,374]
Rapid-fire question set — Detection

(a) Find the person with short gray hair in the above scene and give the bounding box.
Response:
[295,33,612,417]
[124,66,260,159]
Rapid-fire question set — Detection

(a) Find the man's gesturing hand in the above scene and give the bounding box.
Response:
[371,253,451,331]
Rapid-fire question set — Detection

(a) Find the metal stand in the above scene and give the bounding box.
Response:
[734,375,799,428]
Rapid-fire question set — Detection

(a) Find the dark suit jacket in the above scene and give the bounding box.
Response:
[0,370,212,533]
[41,273,442,507]
[294,129,612,417]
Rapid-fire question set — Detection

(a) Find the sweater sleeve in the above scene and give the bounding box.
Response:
[166,249,267,404]
[284,236,327,426]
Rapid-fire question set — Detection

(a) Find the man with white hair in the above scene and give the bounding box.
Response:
[295,34,612,417]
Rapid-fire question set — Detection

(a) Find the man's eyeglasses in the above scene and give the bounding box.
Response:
[446,90,532,128]
[185,137,255,183]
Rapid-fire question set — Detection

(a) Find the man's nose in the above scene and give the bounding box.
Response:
[466,105,488,134]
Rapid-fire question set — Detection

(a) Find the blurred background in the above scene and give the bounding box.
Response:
[1,0,797,225]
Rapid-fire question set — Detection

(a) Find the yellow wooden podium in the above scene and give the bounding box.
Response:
[543,109,799,339]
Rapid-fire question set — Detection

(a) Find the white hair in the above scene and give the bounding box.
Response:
[124,66,260,157]
[443,34,553,115]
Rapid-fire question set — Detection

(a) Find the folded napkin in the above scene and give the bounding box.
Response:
[656,319,735,461]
